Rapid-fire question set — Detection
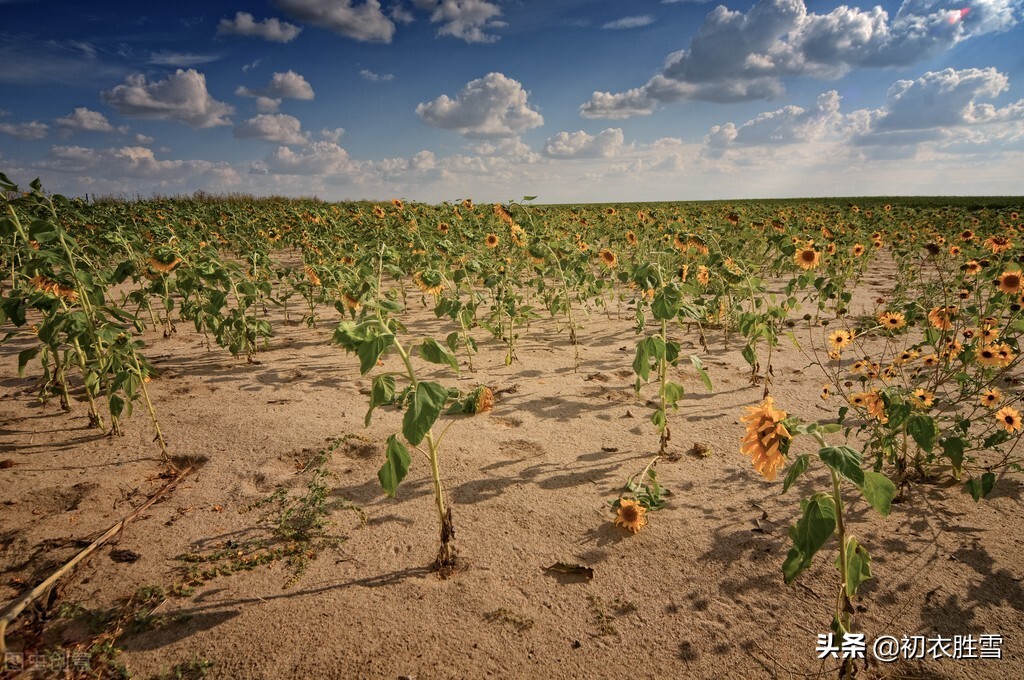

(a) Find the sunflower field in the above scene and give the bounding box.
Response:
[2,173,1023,677]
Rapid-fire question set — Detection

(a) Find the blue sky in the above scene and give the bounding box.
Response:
[1,0,1021,203]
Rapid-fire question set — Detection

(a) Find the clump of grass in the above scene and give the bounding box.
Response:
[178,436,365,588]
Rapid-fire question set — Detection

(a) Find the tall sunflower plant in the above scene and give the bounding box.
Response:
[332,258,493,573]
[629,261,712,458]
[741,397,896,672]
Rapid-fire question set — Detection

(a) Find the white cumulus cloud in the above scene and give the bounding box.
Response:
[238,70,315,100]
[412,0,505,43]
[416,72,544,138]
[55,107,114,133]
[254,141,353,176]
[217,11,303,42]
[544,128,628,158]
[0,120,49,140]
[581,0,1022,116]
[274,0,395,42]
[234,113,311,145]
[102,69,234,128]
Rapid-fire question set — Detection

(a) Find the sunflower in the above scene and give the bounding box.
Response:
[391,198,404,210]
[821,384,831,401]
[485,233,500,248]
[413,270,444,296]
[303,265,321,287]
[949,245,962,256]
[960,229,975,242]
[614,499,648,533]
[852,244,866,256]
[461,198,474,210]
[977,343,1014,368]
[372,205,386,219]
[849,391,887,422]
[697,265,710,287]
[739,397,791,481]
[980,389,1003,408]
[927,306,956,331]
[29,275,78,303]
[599,248,618,268]
[625,230,638,246]
[147,256,182,274]
[510,223,527,247]
[893,350,919,365]
[996,406,1022,433]
[794,246,821,270]
[998,270,1023,294]
[910,388,934,409]
[493,203,514,226]
[828,329,855,351]
[578,241,589,253]
[985,235,1012,254]
[341,293,361,312]
[921,353,939,367]
[438,222,451,234]
[964,260,982,276]
[878,311,906,330]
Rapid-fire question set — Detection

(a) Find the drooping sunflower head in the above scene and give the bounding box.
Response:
[739,397,791,481]
[599,248,618,268]
[413,269,444,296]
[372,205,386,219]
[438,221,451,234]
[927,306,957,331]
[614,499,648,533]
[510,223,527,247]
[625,230,638,246]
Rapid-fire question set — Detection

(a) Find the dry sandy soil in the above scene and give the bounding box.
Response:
[1,263,1023,679]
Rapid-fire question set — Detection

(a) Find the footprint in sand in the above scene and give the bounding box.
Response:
[499,439,546,457]
[491,415,523,428]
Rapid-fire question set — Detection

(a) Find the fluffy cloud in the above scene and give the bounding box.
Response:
[544,128,628,158]
[274,0,395,43]
[416,72,544,138]
[412,0,505,43]
[238,71,315,100]
[237,71,315,113]
[705,91,843,157]
[581,0,1022,116]
[234,113,311,145]
[34,145,240,193]
[603,16,654,30]
[320,127,345,143]
[470,137,541,163]
[253,141,353,176]
[217,11,303,42]
[102,69,234,128]
[853,67,1024,148]
[0,120,49,140]
[55,107,114,133]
